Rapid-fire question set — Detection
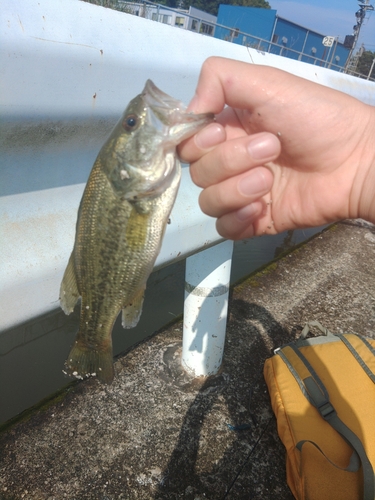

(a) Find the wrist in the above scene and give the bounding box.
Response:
[350,104,375,223]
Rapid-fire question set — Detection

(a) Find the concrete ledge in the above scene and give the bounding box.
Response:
[1,220,375,499]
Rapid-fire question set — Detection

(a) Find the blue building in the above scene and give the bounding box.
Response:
[215,5,276,48]
[215,5,350,70]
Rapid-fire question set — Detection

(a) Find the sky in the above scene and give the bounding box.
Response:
[270,0,375,51]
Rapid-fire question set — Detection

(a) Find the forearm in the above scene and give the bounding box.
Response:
[350,103,375,224]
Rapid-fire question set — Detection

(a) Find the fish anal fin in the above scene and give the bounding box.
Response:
[122,287,145,329]
[60,253,80,315]
[64,339,114,384]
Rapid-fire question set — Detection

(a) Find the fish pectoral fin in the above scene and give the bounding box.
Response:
[122,287,145,329]
[60,253,80,315]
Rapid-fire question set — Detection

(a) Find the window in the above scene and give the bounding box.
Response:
[175,16,185,27]
[162,14,171,24]
[191,19,198,31]
[200,23,213,36]
[272,34,279,44]
[152,13,171,24]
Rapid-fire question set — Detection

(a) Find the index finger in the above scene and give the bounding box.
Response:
[188,56,297,115]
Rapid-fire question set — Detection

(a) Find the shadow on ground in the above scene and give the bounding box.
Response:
[1,221,375,499]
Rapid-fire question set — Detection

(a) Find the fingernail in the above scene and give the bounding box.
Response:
[238,170,269,197]
[195,123,226,150]
[236,202,262,221]
[247,134,279,160]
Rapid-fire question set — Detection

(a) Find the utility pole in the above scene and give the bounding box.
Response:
[367,57,375,79]
[345,0,374,72]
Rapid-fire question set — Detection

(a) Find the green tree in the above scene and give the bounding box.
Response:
[186,0,271,15]
[82,0,135,12]
[230,0,271,8]
[83,0,272,16]
[158,0,179,7]
[356,50,375,79]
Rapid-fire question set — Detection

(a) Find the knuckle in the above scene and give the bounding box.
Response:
[189,163,204,188]
[199,185,227,217]
[203,56,218,73]
[198,189,211,215]
[219,141,247,177]
[214,184,230,210]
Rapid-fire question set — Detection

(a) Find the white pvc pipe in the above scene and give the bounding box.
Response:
[182,240,234,377]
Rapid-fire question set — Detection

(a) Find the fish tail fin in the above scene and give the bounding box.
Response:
[64,339,114,384]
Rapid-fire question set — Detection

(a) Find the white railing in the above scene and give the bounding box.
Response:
[1,0,375,388]
[109,0,375,81]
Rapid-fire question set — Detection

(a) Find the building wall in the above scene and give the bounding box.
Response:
[272,17,350,68]
[215,5,277,49]
[119,2,217,35]
[120,1,189,29]
[188,6,216,36]
[215,5,350,70]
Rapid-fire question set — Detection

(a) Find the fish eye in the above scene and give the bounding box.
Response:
[122,114,138,131]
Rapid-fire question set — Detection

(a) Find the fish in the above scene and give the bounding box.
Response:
[60,80,214,384]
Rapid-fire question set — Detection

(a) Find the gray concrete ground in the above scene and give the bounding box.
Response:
[1,220,375,500]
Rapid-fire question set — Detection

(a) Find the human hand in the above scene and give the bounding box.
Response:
[179,57,375,239]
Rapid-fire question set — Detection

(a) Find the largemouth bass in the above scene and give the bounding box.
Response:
[60,80,214,384]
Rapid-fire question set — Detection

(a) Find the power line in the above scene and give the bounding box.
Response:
[345,0,374,69]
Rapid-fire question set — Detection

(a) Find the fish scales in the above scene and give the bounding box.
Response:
[60,80,214,383]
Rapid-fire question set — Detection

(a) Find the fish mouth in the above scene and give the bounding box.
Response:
[142,79,187,121]
[142,79,214,144]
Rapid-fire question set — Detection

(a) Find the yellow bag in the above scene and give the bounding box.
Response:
[264,321,375,500]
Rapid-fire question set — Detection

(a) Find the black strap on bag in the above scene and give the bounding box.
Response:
[276,322,375,500]
[336,333,375,383]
